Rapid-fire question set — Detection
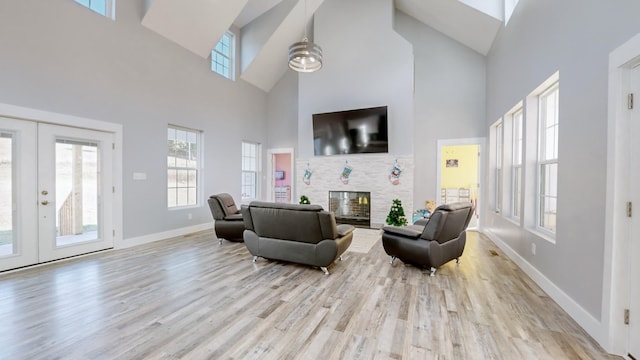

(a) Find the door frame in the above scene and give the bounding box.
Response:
[266,148,295,203]
[0,102,123,256]
[603,32,640,356]
[436,137,485,229]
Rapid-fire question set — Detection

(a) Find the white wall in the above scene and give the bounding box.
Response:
[266,0,487,217]
[298,0,414,158]
[394,11,487,208]
[0,0,268,240]
[483,0,640,348]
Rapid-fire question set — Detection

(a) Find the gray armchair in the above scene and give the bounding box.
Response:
[381,202,474,276]
[207,193,244,243]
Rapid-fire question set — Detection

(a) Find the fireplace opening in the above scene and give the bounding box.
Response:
[329,191,370,228]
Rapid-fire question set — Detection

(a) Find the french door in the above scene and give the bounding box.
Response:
[0,118,114,271]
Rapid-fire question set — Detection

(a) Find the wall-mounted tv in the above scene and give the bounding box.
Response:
[312,106,388,156]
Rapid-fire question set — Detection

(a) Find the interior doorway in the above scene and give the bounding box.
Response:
[437,138,483,229]
[266,148,294,204]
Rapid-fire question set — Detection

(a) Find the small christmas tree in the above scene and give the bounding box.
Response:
[299,195,310,204]
[386,199,408,226]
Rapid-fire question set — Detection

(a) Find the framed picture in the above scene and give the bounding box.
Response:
[446,159,459,168]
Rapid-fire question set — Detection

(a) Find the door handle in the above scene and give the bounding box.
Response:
[41,200,49,205]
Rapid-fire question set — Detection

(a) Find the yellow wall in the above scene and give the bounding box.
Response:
[441,144,478,195]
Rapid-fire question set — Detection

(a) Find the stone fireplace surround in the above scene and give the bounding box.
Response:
[296,154,414,228]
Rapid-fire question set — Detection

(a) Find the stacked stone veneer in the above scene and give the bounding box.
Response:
[296,154,414,228]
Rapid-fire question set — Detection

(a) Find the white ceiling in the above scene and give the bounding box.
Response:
[142,0,505,91]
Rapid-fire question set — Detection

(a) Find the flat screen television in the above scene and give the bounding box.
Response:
[312,106,388,156]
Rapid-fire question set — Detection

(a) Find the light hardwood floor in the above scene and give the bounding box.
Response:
[0,230,620,359]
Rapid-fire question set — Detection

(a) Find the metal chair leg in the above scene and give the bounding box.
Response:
[320,267,329,275]
[429,267,437,277]
[390,256,396,265]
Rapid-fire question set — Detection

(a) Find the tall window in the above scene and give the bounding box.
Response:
[512,109,523,218]
[211,31,235,80]
[73,0,115,18]
[495,122,503,212]
[167,126,200,208]
[538,83,559,232]
[241,141,260,201]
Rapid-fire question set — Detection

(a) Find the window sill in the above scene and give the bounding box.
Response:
[526,227,556,244]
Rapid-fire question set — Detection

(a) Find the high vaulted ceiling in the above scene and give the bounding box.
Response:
[142,0,506,92]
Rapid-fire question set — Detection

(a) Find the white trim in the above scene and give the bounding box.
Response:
[116,222,213,249]
[0,102,124,262]
[603,32,640,356]
[483,229,604,342]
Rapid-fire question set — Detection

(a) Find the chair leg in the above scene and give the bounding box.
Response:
[218,238,223,245]
[456,257,460,264]
[252,255,258,263]
[339,255,343,261]
[390,256,396,265]
[320,267,329,275]
[429,267,437,277]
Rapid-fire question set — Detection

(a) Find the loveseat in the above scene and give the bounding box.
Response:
[241,201,354,274]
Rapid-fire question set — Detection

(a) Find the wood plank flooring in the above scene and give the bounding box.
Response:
[0,230,620,359]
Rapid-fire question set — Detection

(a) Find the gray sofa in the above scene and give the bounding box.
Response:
[381,202,474,276]
[242,201,354,274]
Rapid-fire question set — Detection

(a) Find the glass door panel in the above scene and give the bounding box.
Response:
[0,117,37,272]
[0,132,13,256]
[55,140,99,247]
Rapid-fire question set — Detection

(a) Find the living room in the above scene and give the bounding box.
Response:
[1,0,640,358]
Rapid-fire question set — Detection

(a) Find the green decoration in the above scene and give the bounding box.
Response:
[386,199,408,226]
[299,195,311,205]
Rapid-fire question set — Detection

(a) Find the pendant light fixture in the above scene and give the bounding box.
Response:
[288,0,323,72]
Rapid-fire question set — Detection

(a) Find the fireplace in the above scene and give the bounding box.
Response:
[329,191,370,228]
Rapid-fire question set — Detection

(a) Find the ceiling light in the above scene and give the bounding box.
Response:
[288,37,322,72]
[288,0,322,73]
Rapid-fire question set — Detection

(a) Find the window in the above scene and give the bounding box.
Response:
[512,109,523,218]
[537,83,559,233]
[73,0,115,18]
[167,126,201,208]
[241,141,261,201]
[211,31,235,80]
[494,122,503,212]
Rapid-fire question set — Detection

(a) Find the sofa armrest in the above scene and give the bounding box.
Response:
[224,213,243,221]
[337,224,355,237]
[382,225,422,239]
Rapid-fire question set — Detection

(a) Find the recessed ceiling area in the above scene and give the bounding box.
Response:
[142,0,508,92]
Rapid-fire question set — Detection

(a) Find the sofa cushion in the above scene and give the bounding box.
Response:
[247,202,326,244]
[382,225,422,239]
[217,193,239,215]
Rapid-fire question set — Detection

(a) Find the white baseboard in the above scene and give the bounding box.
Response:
[116,223,214,249]
[482,230,605,347]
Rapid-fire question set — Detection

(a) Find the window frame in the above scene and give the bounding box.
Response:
[167,125,202,209]
[73,0,115,19]
[211,31,236,80]
[494,121,504,213]
[511,108,524,219]
[536,82,559,234]
[241,141,261,201]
